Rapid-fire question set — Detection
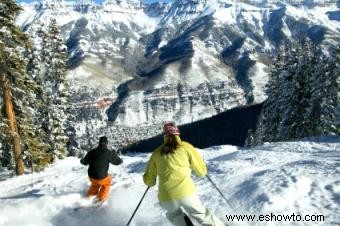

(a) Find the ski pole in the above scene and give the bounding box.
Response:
[206,174,233,210]
[126,187,150,226]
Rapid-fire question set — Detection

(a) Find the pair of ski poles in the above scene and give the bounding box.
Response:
[126,175,232,226]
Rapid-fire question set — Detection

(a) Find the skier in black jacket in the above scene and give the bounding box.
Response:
[80,136,122,202]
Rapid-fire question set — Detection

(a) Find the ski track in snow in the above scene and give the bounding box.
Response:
[0,136,339,226]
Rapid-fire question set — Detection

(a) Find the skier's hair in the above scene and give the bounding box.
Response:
[161,134,180,155]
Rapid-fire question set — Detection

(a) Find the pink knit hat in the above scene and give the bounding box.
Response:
[163,121,180,136]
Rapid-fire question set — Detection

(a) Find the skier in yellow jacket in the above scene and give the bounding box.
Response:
[143,122,225,226]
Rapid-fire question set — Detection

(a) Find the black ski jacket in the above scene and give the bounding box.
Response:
[80,144,123,179]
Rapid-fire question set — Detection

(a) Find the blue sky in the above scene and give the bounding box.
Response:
[18,0,173,3]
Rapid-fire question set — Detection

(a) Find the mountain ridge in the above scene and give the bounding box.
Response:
[17,0,340,149]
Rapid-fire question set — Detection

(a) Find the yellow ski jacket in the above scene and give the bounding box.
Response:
[143,135,207,202]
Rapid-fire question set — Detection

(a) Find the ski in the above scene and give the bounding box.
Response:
[184,214,194,226]
[73,200,105,212]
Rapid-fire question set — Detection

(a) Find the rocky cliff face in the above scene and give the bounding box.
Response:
[17,0,340,149]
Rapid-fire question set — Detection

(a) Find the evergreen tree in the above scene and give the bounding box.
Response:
[27,20,78,162]
[336,45,340,132]
[252,46,286,144]
[310,48,339,135]
[282,41,315,139]
[25,42,52,172]
[0,0,28,174]
[0,0,49,174]
[41,18,71,159]
[250,41,338,145]
[31,22,57,162]
[276,41,303,140]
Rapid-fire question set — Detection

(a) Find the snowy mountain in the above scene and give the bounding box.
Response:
[16,0,340,149]
[0,136,339,226]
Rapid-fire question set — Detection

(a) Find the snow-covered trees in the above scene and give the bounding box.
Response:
[0,0,39,174]
[24,49,52,171]
[0,1,73,173]
[41,18,72,159]
[335,46,340,130]
[27,18,78,162]
[305,46,338,136]
[251,41,339,145]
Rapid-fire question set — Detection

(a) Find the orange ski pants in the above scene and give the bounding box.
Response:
[87,175,112,201]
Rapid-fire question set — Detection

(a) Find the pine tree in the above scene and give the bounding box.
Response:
[287,41,313,139]
[266,47,287,141]
[25,43,53,172]
[250,41,339,145]
[0,0,51,174]
[0,1,71,173]
[311,48,339,135]
[336,45,340,133]
[251,46,286,144]
[0,0,29,175]
[31,22,56,164]
[300,40,318,136]
[276,41,302,140]
[41,18,71,159]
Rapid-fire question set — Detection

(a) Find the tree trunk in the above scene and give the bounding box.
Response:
[0,74,25,175]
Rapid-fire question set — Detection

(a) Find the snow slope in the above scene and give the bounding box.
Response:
[0,136,339,226]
